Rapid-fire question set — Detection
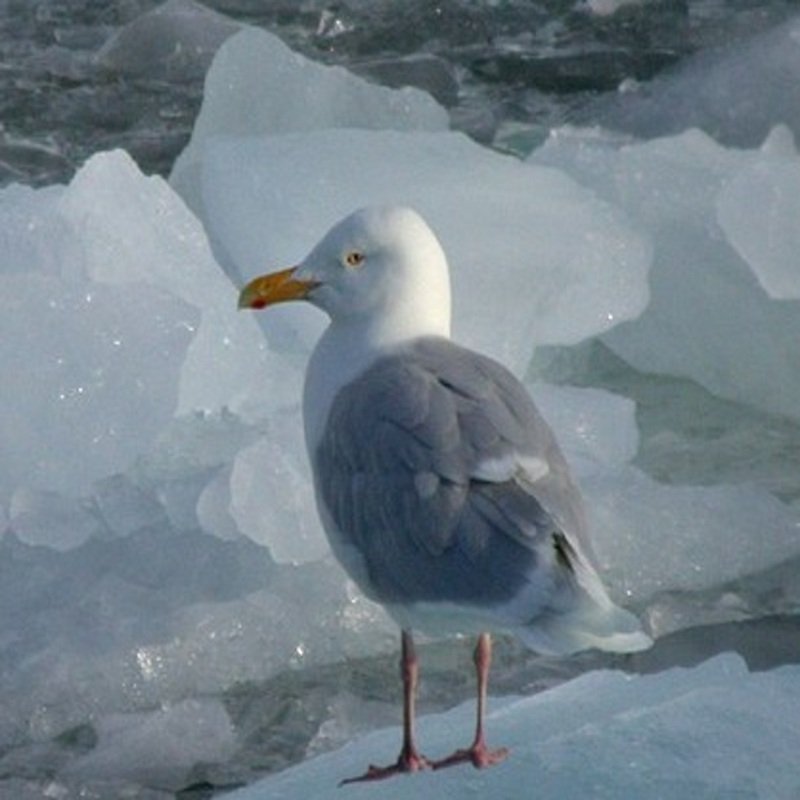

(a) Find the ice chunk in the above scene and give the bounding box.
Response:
[716,125,800,299]
[0,183,78,278]
[156,470,217,533]
[60,149,274,418]
[526,381,800,627]
[196,466,240,541]
[590,13,800,147]
[531,126,800,421]
[170,26,447,221]
[229,423,326,564]
[62,699,236,789]
[119,573,393,698]
[0,272,192,501]
[95,0,241,81]
[200,130,651,374]
[585,465,800,620]
[529,383,639,473]
[8,488,102,551]
[225,654,800,799]
[93,474,168,538]
[0,147,277,501]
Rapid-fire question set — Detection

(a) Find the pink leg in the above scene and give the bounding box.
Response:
[433,632,509,770]
[340,629,432,785]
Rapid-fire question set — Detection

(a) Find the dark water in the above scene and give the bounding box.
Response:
[1,0,796,187]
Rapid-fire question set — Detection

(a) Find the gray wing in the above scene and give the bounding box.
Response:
[315,336,590,609]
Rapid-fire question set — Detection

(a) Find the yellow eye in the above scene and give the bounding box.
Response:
[344,251,365,268]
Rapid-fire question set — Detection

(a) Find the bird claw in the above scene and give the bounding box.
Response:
[339,750,433,785]
[432,742,509,771]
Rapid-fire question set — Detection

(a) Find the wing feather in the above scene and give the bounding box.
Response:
[315,336,589,607]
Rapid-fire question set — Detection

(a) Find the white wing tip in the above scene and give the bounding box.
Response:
[517,603,653,656]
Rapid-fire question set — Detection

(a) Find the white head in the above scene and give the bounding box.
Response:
[239,206,452,342]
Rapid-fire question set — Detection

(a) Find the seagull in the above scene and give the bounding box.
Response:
[238,206,651,783]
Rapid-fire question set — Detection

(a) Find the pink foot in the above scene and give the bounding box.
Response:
[340,750,433,785]
[432,741,509,771]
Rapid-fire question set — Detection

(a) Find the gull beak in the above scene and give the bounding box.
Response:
[238,267,319,310]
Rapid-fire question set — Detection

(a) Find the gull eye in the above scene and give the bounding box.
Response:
[344,250,365,269]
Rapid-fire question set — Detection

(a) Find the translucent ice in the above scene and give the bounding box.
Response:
[531,126,800,421]
[527,383,800,623]
[229,425,326,564]
[196,466,240,541]
[529,383,639,473]
[716,125,800,300]
[170,26,447,222]
[198,130,651,374]
[591,13,800,147]
[226,654,800,800]
[62,699,236,788]
[0,146,280,505]
[93,474,168,538]
[9,488,102,551]
[0,272,192,501]
[60,149,274,419]
[585,467,800,617]
[95,0,241,81]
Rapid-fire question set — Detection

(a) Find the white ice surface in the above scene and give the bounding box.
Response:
[0,147,276,503]
[529,383,800,631]
[229,426,326,563]
[531,125,800,421]
[60,149,274,419]
[716,125,800,299]
[530,382,640,472]
[226,654,800,800]
[198,129,651,375]
[170,25,447,223]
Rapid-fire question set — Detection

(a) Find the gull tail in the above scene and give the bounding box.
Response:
[519,532,652,657]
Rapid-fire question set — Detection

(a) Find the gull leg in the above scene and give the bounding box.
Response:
[340,629,432,784]
[432,632,509,770]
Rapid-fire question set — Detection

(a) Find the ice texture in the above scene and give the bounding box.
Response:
[94,0,241,81]
[0,146,278,505]
[586,470,800,621]
[229,426,326,564]
[170,26,448,224]
[592,13,800,148]
[716,125,800,300]
[197,129,651,374]
[9,488,102,551]
[62,699,236,789]
[0,271,192,501]
[531,125,800,421]
[530,383,640,472]
[60,149,273,419]
[227,654,800,800]
[530,383,800,631]
[1,16,799,798]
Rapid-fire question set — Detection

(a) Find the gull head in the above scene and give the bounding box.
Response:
[239,206,452,337]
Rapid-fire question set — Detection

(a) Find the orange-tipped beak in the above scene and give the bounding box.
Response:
[238,267,319,310]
